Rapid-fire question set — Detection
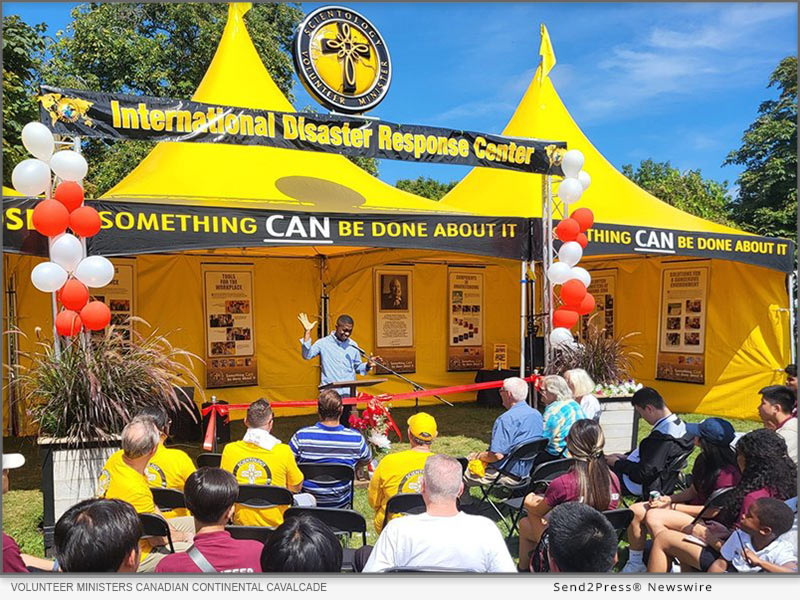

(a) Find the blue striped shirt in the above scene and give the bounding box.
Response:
[289,423,371,507]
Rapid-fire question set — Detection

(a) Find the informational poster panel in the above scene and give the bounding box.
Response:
[91,258,137,341]
[202,264,258,388]
[656,264,709,384]
[581,269,616,339]
[448,269,484,371]
[374,267,415,373]
[493,344,508,370]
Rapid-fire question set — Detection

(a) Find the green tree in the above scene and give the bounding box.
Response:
[2,16,47,184]
[40,2,304,196]
[395,176,457,201]
[621,159,732,225]
[724,56,797,238]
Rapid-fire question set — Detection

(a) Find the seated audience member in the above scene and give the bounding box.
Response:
[546,502,618,572]
[289,389,371,507]
[156,468,262,573]
[97,415,194,572]
[564,369,601,421]
[758,385,797,464]
[605,387,694,497]
[535,375,585,466]
[785,364,797,394]
[137,406,196,499]
[709,498,796,573]
[464,377,543,488]
[622,417,741,573]
[260,514,342,572]
[54,498,142,572]
[221,398,306,527]
[369,413,437,534]
[518,419,620,566]
[363,454,516,573]
[647,428,797,572]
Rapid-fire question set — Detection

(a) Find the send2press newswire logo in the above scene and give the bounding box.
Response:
[294,6,391,114]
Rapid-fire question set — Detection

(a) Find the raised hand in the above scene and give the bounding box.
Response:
[297,312,317,332]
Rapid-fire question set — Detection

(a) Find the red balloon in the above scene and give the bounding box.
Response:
[571,207,594,232]
[54,181,84,212]
[577,293,596,316]
[58,279,89,311]
[561,279,587,306]
[80,301,111,330]
[32,199,70,237]
[69,206,102,238]
[55,310,82,337]
[553,308,579,329]
[575,232,588,248]
[555,218,580,242]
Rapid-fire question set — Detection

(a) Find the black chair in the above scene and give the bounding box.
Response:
[150,487,187,512]
[284,506,367,546]
[382,493,426,530]
[225,525,274,544]
[140,513,174,553]
[196,452,222,468]
[602,508,634,540]
[298,463,356,509]
[689,486,735,526]
[642,445,694,499]
[501,457,574,539]
[237,484,294,509]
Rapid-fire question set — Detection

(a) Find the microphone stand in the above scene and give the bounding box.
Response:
[354,346,454,408]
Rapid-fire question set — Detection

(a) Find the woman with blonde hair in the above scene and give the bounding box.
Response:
[535,375,585,466]
[564,369,601,421]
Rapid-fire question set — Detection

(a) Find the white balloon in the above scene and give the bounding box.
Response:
[558,177,583,203]
[31,261,68,293]
[75,255,114,288]
[50,151,88,182]
[21,122,55,161]
[558,241,583,267]
[11,159,51,196]
[570,266,592,288]
[561,149,585,178]
[578,170,591,191]
[50,233,84,273]
[547,262,573,285]
[549,327,574,348]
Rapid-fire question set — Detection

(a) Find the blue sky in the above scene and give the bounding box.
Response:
[5,2,797,192]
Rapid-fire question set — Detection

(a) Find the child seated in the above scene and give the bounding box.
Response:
[709,497,796,573]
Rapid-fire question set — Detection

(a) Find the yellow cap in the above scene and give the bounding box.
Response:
[407,412,437,442]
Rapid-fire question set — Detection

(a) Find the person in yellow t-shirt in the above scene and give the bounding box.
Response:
[368,413,437,534]
[97,416,194,572]
[220,399,304,527]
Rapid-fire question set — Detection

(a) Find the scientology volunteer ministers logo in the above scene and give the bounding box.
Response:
[294,6,391,114]
[38,92,94,127]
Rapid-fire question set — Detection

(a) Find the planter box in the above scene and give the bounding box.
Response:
[38,436,121,553]
[597,397,640,455]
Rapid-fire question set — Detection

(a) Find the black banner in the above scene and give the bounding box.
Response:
[3,198,530,260]
[39,86,566,175]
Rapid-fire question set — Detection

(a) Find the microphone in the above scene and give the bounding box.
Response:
[349,341,368,357]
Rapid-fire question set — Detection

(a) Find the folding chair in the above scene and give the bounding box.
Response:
[140,513,174,553]
[501,457,574,539]
[196,452,222,468]
[298,463,356,509]
[473,438,549,521]
[641,445,694,499]
[382,493,426,530]
[284,506,367,572]
[150,487,187,512]
[689,487,735,526]
[602,508,634,541]
[236,484,294,509]
[225,525,274,543]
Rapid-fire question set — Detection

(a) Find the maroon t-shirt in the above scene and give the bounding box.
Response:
[3,532,28,573]
[544,469,621,510]
[155,531,263,573]
[692,462,741,505]
[735,488,774,527]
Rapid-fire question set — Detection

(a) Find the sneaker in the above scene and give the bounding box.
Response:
[621,560,647,574]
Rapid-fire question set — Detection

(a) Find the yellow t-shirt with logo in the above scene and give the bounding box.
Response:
[145,444,196,518]
[368,449,433,534]
[220,440,303,527]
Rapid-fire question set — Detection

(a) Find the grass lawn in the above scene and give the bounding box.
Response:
[3,402,760,558]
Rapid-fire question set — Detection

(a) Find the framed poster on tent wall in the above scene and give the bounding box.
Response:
[580,269,616,339]
[202,264,258,388]
[447,268,485,371]
[656,263,709,384]
[90,258,137,341]
[374,267,416,373]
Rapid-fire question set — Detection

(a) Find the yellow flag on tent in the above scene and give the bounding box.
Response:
[539,24,556,82]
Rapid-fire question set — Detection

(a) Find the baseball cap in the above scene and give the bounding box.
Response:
[407,413,437,442]
[685,418,735,446]
[2,453,25,470]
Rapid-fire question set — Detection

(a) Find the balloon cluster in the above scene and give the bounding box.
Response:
[14,122,114,336]
[547,149,595,349]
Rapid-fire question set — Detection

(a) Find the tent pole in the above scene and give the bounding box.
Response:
[542,175,554,366]
[520,260,527,378]
[789,271,797,363]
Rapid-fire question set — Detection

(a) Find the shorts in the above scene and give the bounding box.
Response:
[698,547,729,571]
